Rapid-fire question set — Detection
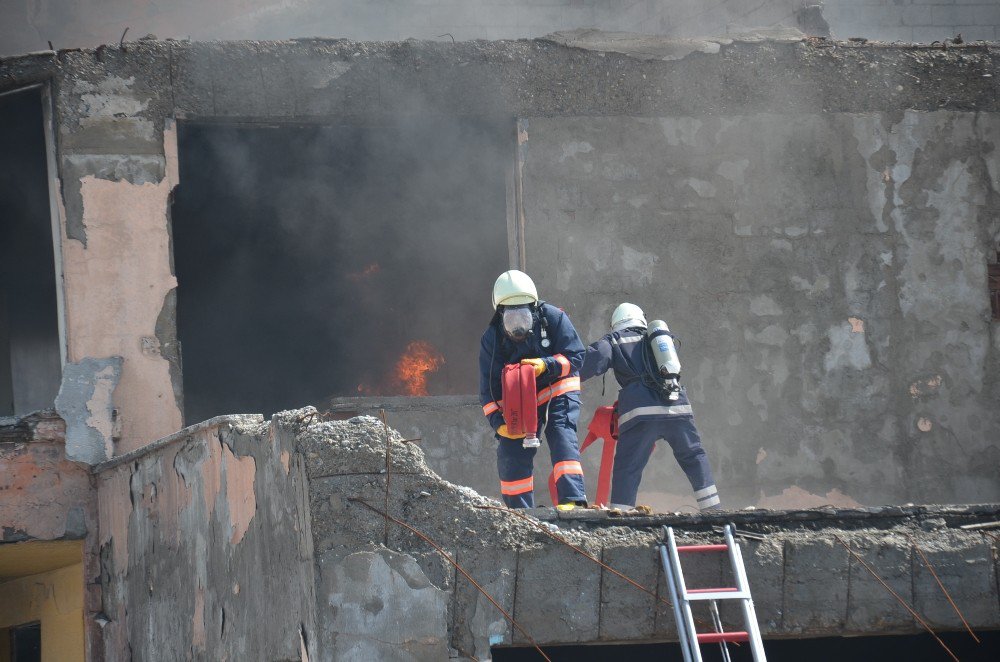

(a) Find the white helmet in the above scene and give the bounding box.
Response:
[492,270,539,309]
[611,302,647,331]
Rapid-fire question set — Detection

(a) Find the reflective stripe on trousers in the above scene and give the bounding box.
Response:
[616,404,693,427]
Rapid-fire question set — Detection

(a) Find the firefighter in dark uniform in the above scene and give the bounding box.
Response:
[479,270,588,509]
[581,303,720,511]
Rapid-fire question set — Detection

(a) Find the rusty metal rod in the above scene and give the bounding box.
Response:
[835,536,959,662]
[475,505,725,634]
[380,408,390,547]
[906,533,980,644]
[350,498,551,661]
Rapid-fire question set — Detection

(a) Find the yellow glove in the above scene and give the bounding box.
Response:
[520,358,546,377]
[497,424,526,439]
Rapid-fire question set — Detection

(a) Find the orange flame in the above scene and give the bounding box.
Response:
[394,340,445,396]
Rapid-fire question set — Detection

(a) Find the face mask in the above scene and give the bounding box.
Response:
[502,306,533,342]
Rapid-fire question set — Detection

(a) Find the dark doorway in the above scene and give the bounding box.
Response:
[0,87,61,417]
[172,117,511,424]
[9,622,42,662]
[492,629,1000,660]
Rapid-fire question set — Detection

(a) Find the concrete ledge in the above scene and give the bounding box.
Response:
[91,413,264,473]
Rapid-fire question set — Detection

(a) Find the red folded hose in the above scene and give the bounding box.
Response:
[501,363,538,437]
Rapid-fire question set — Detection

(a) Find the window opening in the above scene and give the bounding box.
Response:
[171,117,512,424]
[0,88,62,416]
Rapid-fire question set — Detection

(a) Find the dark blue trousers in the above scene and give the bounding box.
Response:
[496,392,587,508]
[610,416,719,509]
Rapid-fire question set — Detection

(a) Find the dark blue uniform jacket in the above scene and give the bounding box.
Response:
[479,303,585,432]
[580,327,693,433]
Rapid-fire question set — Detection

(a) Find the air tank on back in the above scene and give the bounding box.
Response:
[647,320,681,378]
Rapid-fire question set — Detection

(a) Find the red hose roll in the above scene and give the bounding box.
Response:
[501,363,538,437]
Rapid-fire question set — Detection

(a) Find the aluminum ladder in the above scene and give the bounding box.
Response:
[659,524,767,662]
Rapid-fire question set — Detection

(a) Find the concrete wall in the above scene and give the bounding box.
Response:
[520,112,1000,509]
[0,0,823,56]
[2,37,998,506]
[825,0,1000,43]
[94,414,317,661]
[297,411,1000,660]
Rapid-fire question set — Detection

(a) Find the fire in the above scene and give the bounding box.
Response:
[346,262,381,282]
[394,340,445,396]
[355,340,445,396]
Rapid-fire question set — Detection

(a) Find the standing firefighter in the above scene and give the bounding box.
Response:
[479,270,588,509]
[581,303,721,511]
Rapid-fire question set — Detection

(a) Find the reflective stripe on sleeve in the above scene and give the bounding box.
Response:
[552,460,584,483]
[500,476,534,496]
[482,401,501,416]
[536,376,581,406]
[616,404,693,426]
[611,335,643,345]
[553,354,571,378]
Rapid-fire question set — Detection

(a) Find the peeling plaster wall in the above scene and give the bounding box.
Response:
[0,415,93,543]
[94,415,317,661]
[0,411,102,661]
[521,112,1000,509]
[55,49,182,455]
[3,38,999,500]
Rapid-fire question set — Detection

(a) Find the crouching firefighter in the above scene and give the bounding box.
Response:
[580,303,721,511]
[479,270,588,509]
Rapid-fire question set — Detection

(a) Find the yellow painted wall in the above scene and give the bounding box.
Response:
[0,563,84,662]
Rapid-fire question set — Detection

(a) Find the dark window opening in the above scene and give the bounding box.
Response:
[492,629,1000,661]
[4,621,42,662]
[989,250,999,320]
[0,88,62,417]
[172,117,512,424]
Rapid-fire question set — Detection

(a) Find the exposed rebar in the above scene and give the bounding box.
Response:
[380,408,390,546]
[906,533,980,644]
[835,536,959,662]
[350,498,551,661]
[476,505,725,634]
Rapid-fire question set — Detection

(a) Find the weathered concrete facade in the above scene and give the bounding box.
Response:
[0,0,822,56]
[86,409,1000,659]
[523,110,1000,509]
[4,36,997,505]
[2,32,998,662]
[94,414,317,660]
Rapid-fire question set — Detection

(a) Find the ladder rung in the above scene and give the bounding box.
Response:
[688,587,738,594]
[697,631,749,644]
[676,544,729,553]
[687,591,750,601]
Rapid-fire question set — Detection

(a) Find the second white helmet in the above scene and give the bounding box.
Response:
[611,302,647,331]
[492,270,539,309]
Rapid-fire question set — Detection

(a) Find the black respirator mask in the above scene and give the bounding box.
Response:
[501,305,534,342]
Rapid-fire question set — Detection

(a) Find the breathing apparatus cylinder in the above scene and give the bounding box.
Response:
[647,320,682,401]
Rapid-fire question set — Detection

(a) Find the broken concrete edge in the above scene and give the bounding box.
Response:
[55,356,123,465]
[1,34,998,92]
[526,503,1000,534]
[541,27,813,61]
[328,394,479,413]
[0,409,66,443]
[91,412,265,474]
[296,410,1000,652]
